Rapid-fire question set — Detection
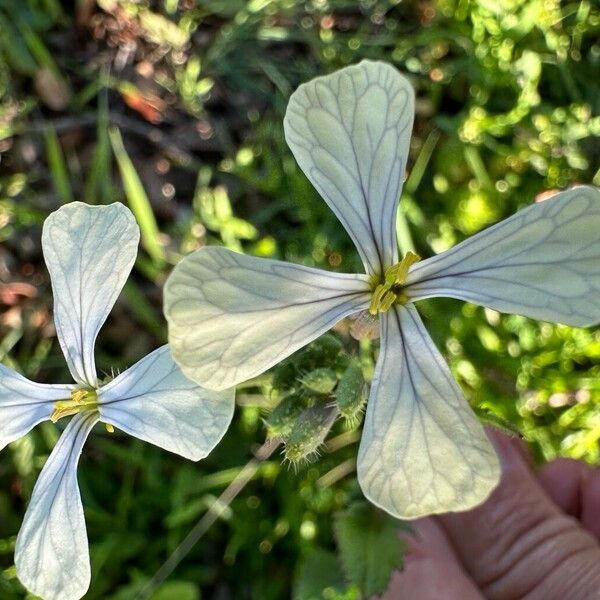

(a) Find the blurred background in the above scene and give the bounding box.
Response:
[0,0,599,598]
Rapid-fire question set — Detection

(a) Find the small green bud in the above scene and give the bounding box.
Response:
[294,334,343,372]
[300,367,338,395]
[310,334,343,361]
[284,405,337,464]
[335,360,366,427]
[265,392,305,438]
[272,360,298,392]
[333,353,350,372]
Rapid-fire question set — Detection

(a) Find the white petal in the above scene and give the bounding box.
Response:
[0,363,74,451]
[406,186,600,327]
[284,60,414,277]
[357,304,500,519]
[98,346,234,461]
[164,247,371,390]
[15,412,97,600]
[42,202,140,386]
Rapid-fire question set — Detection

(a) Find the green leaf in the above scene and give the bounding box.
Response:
[293,548,356,600]
[333,502,406,597]
[151,581,200,600]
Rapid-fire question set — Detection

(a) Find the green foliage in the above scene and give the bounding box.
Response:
[294,549,358,600]
[334,502,407,597]
[151,581,200,600]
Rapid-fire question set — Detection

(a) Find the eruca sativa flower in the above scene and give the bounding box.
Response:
[164,61,600,520]
[1,202,234,600]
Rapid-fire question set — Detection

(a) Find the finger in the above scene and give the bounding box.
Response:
[581,469,600,541]
[379,518,483,600]
[437,428,600,600]
[537,458,591,517]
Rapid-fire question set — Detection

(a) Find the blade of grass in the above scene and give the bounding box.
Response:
[464,144,493,190]
[84,89,111,204]
[122,281,166,341]
[109,127,166,268]
[404,129,440,195]
[40,0,66,23]
[397,130,440,255]
[44,126,73,204]
[17,19,61,74]
[395,208,415,255]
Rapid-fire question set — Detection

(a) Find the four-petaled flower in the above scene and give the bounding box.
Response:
[164,60,600,519]
[1,202,234,600]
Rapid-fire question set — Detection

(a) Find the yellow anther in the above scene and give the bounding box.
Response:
[368,251,420,315]
[51,388,98,423]
[369,284,390,314]
[105,423,114,433]
[391,251,420,284]
[379,290,397,312]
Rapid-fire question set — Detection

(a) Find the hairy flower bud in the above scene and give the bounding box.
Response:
[265,391,306,438]
[336,360,366,427]
[300,367,338,395]
[284,405,337,464]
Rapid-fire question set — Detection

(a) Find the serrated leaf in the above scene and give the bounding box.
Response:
[151,581,200,600]
[333,502,406,597]
[293,548,355,600]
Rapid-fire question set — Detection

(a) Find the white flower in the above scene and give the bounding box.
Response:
[164,60,600,519]
[1,202,234,600]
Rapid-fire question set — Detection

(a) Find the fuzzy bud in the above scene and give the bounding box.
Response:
[300,367,338,395]
[284,405,337,464]
[335,360,366,427]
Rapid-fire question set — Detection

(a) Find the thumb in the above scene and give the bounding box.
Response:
[436,429,600,600]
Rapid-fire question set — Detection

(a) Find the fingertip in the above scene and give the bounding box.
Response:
[581,468,600,541]
[379,518,483,600]
[538,458,591,517]
[485,426,533,474]
[402,517,457,563]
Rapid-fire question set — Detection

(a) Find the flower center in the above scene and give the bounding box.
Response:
[51,388,99,423]
[368,251,420,315]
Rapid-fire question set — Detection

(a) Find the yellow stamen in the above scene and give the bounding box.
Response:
[104,423,114,433]
[51,388,98,423]
[369,251,420,315]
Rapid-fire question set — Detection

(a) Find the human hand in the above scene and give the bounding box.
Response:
[379,429,600,599]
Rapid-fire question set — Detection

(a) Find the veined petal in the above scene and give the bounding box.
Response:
[284,60,414,277]
[15,411,97,600]
[406,186,600,327]
[98,346,234,461]
[0,363,74,451]
[357,304,499,519]
[42,202,140,386]
[164,247,371,390]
